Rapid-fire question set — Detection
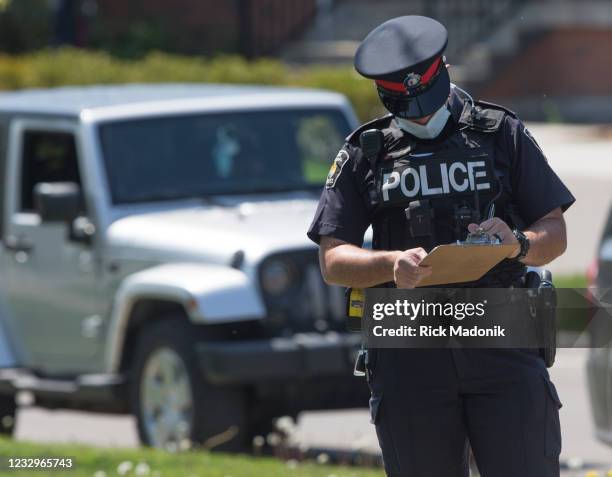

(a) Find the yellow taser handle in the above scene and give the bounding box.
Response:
[348,287,365,318]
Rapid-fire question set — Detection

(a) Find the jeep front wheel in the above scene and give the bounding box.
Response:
[130,318,247,452]
[0,393,16,436]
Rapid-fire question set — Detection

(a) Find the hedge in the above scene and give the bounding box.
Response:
[0,48,384,122]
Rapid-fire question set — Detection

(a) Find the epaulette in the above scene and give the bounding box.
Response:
[345,114,394,145]
[476,100,517,118]
[458,100,516,133]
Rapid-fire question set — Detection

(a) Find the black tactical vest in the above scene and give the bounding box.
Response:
[353,98,527,287]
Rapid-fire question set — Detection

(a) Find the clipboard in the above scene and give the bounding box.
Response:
[416,243,516,287]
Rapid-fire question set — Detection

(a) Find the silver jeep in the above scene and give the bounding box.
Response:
[0,84,368,450]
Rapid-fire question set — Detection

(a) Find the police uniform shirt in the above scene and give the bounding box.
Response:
[307,92,575,248]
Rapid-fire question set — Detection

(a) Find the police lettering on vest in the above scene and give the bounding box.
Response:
[378,150,494,205]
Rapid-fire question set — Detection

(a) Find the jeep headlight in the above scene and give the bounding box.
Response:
[261,258,295,295]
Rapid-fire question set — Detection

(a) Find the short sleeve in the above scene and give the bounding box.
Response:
[307,145,371,246]
[506,118,575,226]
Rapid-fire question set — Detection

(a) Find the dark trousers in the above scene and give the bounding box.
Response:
[367,348,562,477]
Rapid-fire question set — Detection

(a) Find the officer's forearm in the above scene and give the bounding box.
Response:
[522,210,567,266]
[319,237,399,287]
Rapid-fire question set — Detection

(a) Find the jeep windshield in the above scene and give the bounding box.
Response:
[98,108,352,204]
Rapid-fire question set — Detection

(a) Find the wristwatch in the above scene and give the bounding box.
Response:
[512,229,530,261]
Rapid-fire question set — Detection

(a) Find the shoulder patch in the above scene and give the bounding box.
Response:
[345,114,394,144]
[326,149,350,189]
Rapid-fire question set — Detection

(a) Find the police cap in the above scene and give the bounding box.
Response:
[354,16,450,119]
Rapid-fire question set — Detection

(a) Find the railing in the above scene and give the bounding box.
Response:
[420,0,531,62]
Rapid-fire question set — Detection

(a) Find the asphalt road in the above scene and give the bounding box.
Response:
[11,123,612,471]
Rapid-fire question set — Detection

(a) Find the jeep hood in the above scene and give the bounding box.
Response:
[106,196,324,264]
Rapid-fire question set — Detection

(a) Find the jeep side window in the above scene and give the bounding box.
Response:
[19,130,82,213]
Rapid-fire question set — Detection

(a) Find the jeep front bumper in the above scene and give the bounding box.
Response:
[195,332,362,386]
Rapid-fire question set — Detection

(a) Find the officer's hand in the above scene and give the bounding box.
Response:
[393,247,432,289]
[468,218,520,258]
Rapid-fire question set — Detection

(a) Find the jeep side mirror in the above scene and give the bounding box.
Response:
[33,182,82,223]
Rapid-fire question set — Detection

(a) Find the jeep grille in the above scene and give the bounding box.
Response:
[258,250,346,333]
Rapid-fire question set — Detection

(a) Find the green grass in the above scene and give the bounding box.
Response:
[553,273,587,289]
[0,437,384,477]
[553,273,589,332]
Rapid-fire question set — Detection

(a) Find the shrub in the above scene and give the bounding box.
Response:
[0,48,384,122]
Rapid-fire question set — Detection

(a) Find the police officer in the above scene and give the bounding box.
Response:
[307,16,575,477]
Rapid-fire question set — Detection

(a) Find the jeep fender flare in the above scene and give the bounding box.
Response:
[105,263,266,373]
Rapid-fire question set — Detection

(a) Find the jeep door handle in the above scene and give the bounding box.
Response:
[5,235,34,252]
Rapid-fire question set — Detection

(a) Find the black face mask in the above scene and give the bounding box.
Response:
[377,65,451,119]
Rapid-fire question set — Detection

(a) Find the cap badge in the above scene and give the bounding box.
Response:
[403,72,421,89]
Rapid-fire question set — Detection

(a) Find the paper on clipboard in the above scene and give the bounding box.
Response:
[416,243,516,287]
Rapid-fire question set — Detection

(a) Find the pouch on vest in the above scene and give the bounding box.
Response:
[405,200,434,236]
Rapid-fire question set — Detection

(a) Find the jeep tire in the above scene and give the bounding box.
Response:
[130,318,247,452]
[0,393,16,436]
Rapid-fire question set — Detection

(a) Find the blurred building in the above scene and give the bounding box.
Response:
[92,0,317,57]
[462,1,612,122]
[282,0,612,122]
[0,0,317,57]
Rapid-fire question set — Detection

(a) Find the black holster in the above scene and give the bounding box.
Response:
[525,269,557,368]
